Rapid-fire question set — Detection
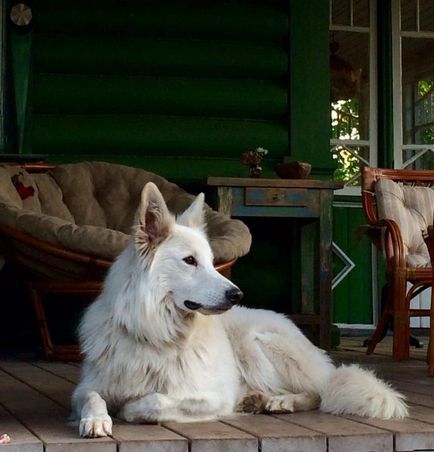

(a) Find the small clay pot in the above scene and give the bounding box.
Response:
[275,161,312,179]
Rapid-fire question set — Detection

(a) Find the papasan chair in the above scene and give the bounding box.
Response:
[0,161,251,360]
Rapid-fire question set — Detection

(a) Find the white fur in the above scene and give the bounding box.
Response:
[72,183,408,438]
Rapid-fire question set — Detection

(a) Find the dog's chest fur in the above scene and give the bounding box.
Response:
[91,314,240,410]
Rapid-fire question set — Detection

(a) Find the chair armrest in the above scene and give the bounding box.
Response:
[0,223,112,274]
[362,188,378,224]
[424,225,434,265]
[373,219,406,270]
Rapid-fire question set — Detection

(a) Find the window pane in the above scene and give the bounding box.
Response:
[330,31,370,140]
[402,38,434,145]
[332,0,351,26]
[332,145,369,185]
[353,0,369,27]
[402,149,434,169]
[420,0,434,32]
[401,0,417,31]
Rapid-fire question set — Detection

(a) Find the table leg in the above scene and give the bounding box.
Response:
[318,190,333,350]
[299,221,317,342]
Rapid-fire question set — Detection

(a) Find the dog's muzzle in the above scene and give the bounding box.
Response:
[183,288,243,313]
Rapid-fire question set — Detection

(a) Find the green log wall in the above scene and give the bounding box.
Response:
[21,0,290,182]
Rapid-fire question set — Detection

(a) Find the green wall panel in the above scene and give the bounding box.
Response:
[333,205,373,325]
[33,75,287,119]
[33,115,287,157]
[9,31,32,154]
[33,35,287,79]
[34,0,287,43]
[24,0,289,169]
[289,0,334,177]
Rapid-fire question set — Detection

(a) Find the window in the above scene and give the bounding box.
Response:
[394,0,434,168]
[329,0,377,191]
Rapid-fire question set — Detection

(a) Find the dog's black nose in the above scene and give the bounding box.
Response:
[225,288,243,305]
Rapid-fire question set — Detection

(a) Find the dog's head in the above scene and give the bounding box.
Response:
[133,182,243,315]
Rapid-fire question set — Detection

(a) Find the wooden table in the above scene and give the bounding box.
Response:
[207,177,342,350]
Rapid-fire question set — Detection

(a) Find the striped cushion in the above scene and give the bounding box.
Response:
[376,179,434,268]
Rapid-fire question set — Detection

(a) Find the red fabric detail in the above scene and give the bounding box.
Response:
[11,173,35,200]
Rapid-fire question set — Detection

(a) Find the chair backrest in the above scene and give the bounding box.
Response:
[362,167,434,268]
[0,161,252,266]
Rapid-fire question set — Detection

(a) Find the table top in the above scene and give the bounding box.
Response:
[207,176,344,190]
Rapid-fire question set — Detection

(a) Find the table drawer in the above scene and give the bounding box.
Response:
[245,187,308,207]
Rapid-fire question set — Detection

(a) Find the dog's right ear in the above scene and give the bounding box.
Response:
[134,182,175,254]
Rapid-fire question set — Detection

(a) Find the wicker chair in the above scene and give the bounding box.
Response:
[362,167,434,361]
[0,162,251,361]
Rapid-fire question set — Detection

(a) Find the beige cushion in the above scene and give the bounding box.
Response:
[376,179,434,268]
[0,162,251,270]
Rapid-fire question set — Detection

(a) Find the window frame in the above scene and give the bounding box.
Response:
[392,0,434,169]
[329,0,378,196]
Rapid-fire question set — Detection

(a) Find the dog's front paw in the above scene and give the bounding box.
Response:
[118,404,160,423]
[118,393,168,423]
[265,393,320,414]
[265,395,295,413]
[236,391,269,414]
[79,414,112,438]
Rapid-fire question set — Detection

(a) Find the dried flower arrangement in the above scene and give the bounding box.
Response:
[240,147,269,178]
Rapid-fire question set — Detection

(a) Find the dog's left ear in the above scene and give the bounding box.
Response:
[177,193,206,231]
[135,182,175,253]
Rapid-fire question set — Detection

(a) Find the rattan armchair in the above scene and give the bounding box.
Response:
[362,167,434,361]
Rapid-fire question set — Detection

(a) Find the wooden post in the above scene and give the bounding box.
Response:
[424,225,434,375]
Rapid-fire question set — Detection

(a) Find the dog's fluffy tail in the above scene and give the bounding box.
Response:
[320,364,408,419]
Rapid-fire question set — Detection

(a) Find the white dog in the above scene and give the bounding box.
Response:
[72,182,408,438]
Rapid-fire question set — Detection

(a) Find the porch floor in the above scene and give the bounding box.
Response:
[2,337,434,452]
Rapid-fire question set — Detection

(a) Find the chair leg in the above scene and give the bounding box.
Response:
[28,283,54,360]
[429,292,434,376]
[366,314,391,354]
[392,274,410,361]
[365,284,391,354]
[410,335,424,348]
[429,340,434,376]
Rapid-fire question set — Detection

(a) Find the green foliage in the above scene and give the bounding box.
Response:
[331,98,360,140]
[418,79,433,96]
[332,149,361,185]
[403,77,434,169]
[417,79,434,146]
[331,98,362,184]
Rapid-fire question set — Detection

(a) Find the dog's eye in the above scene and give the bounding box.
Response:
[183,256,197,266]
